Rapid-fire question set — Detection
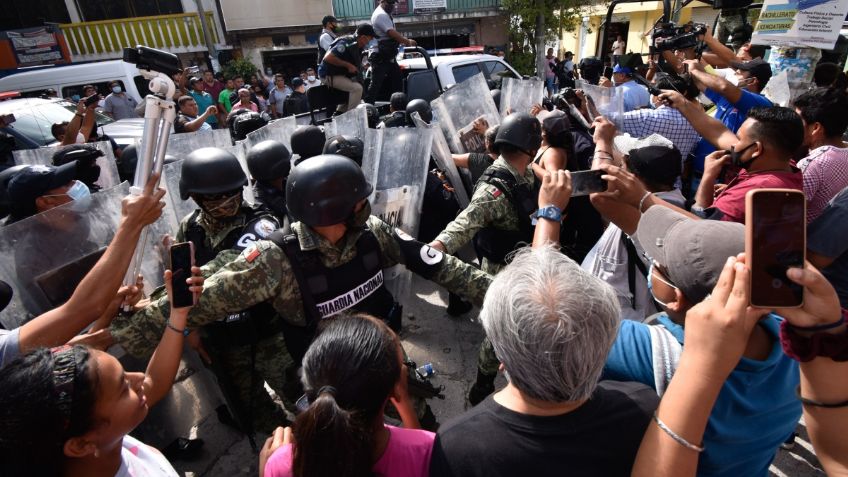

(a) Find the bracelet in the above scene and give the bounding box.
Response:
[786,315,845,332]
[74,112,84,118]
[779,317,848,362]
[166,321,190,337]
[595,150,612,156]
[652,413,705,452]
[638,191,652,213]
[796,386,848,408]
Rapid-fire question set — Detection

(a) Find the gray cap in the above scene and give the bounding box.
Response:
[613,133,673,156]
[635,206,744,304]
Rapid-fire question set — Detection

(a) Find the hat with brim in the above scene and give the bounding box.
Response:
[7,162,79,218]
[613,64,633,75]
[635,206,745,303]
[729,58,772,86]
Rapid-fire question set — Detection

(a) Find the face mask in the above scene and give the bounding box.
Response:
[71,94,81,102]
[112,86,122,94]
[202,193,242,219]
[729,142,758,169]
[346,200,371,229]
[646,261,678,308]
[307,75,316,82]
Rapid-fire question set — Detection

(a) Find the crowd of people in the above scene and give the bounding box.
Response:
[1,10,848,477]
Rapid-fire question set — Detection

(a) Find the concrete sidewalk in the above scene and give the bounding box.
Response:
[171,276,824,477]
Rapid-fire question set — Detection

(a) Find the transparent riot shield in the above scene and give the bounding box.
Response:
[242,116,298,152]
[410,112,469,208]
[500,77,545,117]
[362,127,433,302]
[430,73,500,154]
[166,129,232,160]
[323,106,368,141]
[576,79,624,126]
[13,141,122,191]
[161,159,199,231]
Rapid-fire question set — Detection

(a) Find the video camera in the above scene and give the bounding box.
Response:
[652,22,708,52]
[123,46,181,76]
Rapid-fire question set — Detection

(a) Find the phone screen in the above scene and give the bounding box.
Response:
[748,190,805,308]
[570,170,608,197]
[169,242,195,308]
[84,94,100,107]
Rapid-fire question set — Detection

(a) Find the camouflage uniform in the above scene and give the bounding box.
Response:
[120,206,294,434]
[434,157,536,275]
[111,215,491,396]
[435,157,537,376]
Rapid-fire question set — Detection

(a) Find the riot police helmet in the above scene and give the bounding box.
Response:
[490,89,501,112]
[405,98,432,124]
[179,147,247,200]
[493,112,542,155]
[322,135,365,166]
[286,154,373,227]
[231,111,267,141]
[357,103,380,128]
[290,125,326,162]
[0,165,28,213]
[246,140,292,183]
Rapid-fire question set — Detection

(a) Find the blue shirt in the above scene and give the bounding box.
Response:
[603,313,801,477]
[692,88,772,171]
[616,80,650,112]
[189,90,217,125]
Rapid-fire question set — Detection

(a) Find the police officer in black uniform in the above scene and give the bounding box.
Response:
[175,147,297,440]
[230,110,267,142]
[290,125,326,163]
[323,135,365,166]
[365,0,417,104]
[379,92,409,128]
[246,140,292,220]
[357,102,380,128]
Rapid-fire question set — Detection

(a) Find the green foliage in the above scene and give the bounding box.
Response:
[503,0,591,76]
[223,57,259,80]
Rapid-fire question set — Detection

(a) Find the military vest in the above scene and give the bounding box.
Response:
[472,167,537,264]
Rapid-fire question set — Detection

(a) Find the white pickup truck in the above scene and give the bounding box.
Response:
[398,53,521,100]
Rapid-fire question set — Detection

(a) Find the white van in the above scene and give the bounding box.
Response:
[0,60,149,104]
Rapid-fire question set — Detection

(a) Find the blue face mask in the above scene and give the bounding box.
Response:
[67,180,91,200]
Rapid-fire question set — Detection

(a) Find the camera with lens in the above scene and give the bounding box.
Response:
[123,46,181,76]
[652,22,707,52]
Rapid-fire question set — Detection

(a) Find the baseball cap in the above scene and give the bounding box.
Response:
[188,76,202,86]
[636,206,745,303]
[322,15,338,25]
[537,109,571,137]
[7,163,79,218]
[613,64,633,75]
[730,58,772,86]
[291,77,304,88]
[627,145,682,188]
[613,133,673,155]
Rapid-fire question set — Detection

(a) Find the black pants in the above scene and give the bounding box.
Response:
[365,58,402,104]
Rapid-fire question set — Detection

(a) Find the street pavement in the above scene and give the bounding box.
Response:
[169,276,825,477]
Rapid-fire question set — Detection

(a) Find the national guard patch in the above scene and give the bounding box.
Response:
[488,186,502,198]
[254,218,277,238]
[244,244,261,263]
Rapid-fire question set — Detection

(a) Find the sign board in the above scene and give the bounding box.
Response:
[374,0,410,15]
[414,0,447,14]
[2,26,67,67]
[751,0,848,49]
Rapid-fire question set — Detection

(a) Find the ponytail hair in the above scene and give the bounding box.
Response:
[0,346,98,477]
[292,313,402,477]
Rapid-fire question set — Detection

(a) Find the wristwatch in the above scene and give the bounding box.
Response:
[532,205,563,223]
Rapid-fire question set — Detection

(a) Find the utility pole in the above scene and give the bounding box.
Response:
[194,0,220,72]
[535,0,546,79]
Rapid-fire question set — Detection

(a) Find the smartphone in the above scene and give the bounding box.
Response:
[169,242,196,308]
[84,94,100,107]
[570,170,608,197]
[745,189,805,308]
[603,66,613,79]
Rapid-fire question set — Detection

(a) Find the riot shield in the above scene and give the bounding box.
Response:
[576,79,624,126]
[13,141,122,191]
[323,106,368,141]
[362,127,433,302]
[242,116,298,152]
[166,129,232,160]
[161,159,198,231]
[500,77,545,117]
[410,112,470,208]
[430,73,500,154]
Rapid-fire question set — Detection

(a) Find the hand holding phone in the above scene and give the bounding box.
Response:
[570,169,608,196]
[169,242,196,308]
[84,94,100,108]
[745,189,805,308]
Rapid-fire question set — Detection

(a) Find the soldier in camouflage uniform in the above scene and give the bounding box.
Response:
[123,147,296,440]
[428,112,543,406]
[110,154,491,426]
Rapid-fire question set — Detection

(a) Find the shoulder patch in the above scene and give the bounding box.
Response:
[488,186,502,198]
[253,218,277,238]
[336,43,346,53]
[243,243,261,263]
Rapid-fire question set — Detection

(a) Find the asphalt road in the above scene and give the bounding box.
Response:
[169,276,824,477]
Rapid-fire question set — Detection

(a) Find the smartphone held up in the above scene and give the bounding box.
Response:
[570,170,608,197]
[169,241,196,308]
[745,189,805,308]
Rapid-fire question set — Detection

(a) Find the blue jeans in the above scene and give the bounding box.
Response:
[545,77,556,96]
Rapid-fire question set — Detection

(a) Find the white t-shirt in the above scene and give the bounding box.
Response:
[371,5,395,41]
[115,435,179,477]
[613,40,625,55]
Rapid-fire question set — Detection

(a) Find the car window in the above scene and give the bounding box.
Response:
[483,61,517,80]
[61,80,124,102]
[58,103,115,125]
[452,64,482,85]
[5,102,78,147]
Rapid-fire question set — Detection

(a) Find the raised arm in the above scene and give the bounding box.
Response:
[659,90,739,151]
[685,59,743,104]
[17,174,166,353]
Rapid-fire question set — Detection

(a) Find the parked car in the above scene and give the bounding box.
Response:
[0,60,149,104]
[400,53,520,93]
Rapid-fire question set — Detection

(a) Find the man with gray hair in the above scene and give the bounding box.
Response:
[429,245,658,476]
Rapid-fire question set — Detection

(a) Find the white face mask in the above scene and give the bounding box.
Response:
[307,75,316,82]
[112,86,122,94]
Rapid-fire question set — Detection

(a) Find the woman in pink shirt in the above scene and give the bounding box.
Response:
[259,313,435,477]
